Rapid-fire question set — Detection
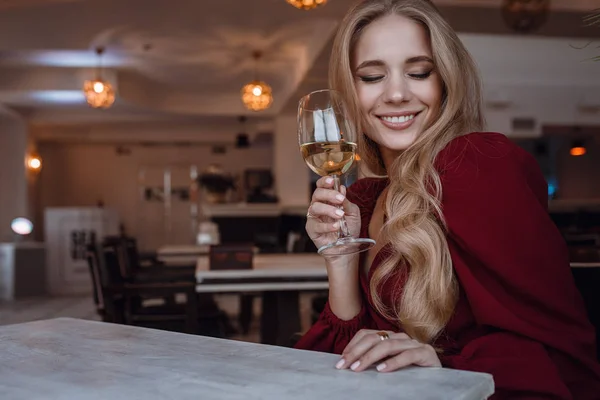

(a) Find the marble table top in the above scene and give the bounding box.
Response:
[0,318,494,400]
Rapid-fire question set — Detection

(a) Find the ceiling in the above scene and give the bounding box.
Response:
[0,0,598,126]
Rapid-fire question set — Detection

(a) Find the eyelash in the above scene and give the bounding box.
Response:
[358,70,433,83]
[359,76,384,83]
[410,71,432,80]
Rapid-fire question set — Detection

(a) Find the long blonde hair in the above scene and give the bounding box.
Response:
[330,0,484,343]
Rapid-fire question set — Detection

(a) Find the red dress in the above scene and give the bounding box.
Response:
[294,132,600,399]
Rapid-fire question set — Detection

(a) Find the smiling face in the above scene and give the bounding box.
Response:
[353,14,443,163]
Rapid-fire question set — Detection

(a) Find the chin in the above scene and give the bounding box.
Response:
[378,132,418,151]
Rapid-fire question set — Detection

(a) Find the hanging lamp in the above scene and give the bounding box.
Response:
[240,51,273,112]
[83,46,116,109]
[286,0,327,10]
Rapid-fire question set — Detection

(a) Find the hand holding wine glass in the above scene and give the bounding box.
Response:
[304,175,362,253]
[298,89,375,256]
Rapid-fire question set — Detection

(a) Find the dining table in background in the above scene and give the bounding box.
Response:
[157,247,329,345]
[194,253,328,346]
[156,244,210,265]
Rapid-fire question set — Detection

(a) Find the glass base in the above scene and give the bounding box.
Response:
[317,237,376,257]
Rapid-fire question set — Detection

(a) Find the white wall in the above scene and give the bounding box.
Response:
[483,84,600,138]
[0,107,28,241]
[461,34,600,137]
[37,141,273,249]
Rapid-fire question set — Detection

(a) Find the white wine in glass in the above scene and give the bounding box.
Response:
[300,141,357,176]
[298,89,375,256]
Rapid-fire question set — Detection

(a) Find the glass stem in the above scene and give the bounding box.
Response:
[332,175,351,239]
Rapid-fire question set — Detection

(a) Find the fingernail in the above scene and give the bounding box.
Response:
[335,359,345,369]
[335,209,344,217]
[350,361,361,371]
[376,363,386,372]
[332,222,339,229]
[335,194,345,202]
[326,177,333,184]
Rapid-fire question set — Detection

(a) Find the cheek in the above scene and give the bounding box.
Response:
[356,84,380,112]
[418,82,442,108]
[418,81,443,127]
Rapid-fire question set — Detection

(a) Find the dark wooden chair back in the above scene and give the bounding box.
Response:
[85,241,125,323]
[86,243,104,314]
[102,236,137,280]
[99,239,130,285]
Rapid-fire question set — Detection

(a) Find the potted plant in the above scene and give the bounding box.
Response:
[197,164,235,204]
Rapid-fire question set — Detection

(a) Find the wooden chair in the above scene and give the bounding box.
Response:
[97,241,200,334]
[103,236,196,284]
[86,243,125,323]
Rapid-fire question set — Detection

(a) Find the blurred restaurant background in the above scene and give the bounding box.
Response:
[0,0,599,355]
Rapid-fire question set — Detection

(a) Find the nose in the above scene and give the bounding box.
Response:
[383,74,409,105]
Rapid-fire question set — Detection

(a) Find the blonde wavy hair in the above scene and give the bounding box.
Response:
[330,0,484,343]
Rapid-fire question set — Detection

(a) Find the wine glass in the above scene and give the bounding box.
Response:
[298,89,376,256]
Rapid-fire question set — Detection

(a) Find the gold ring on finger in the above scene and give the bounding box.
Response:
[376,331,390,341]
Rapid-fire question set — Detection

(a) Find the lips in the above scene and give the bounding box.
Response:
[376,111,421,131]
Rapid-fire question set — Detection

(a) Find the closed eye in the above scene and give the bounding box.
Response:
[358,75,384,83]
[408,71,432,80]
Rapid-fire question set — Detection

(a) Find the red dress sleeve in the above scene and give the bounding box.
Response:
[293,300,374,354]
[437,132,600,399]
[293,178,384,354]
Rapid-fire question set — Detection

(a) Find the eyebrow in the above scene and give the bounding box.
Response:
[355,56,434,71]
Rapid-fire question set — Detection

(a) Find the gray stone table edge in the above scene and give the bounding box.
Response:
[0,318,494,400]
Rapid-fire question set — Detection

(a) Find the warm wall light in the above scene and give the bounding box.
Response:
[570,140,586,156]
[27,154,42,172]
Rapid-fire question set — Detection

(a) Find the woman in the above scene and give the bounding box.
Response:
[294,0,600,398]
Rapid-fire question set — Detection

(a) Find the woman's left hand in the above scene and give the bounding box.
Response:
[336,329,441,373]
